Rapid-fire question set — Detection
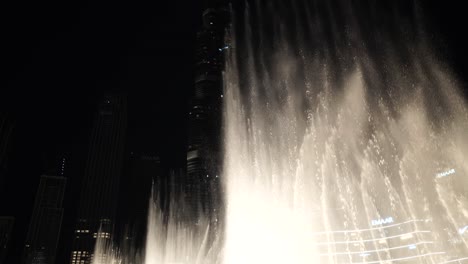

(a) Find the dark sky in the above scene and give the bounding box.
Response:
[1,0,467,262]
[423,1,468,90]
[2,0,202,262]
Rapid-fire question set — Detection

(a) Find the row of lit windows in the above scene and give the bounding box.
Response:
[75,229,90,233]
[71,250,88,264]
[72,251,89,256]
[93,232,110,239]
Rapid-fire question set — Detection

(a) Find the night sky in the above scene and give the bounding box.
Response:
[2,0,201,262]
[1,0,467,262]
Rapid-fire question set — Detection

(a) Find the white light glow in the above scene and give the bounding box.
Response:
[437,169,456,178]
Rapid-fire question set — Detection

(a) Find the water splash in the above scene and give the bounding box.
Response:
[92,1,468,263]
[144,192,221,264]
[223,0,468,263]
[91,185,220,264]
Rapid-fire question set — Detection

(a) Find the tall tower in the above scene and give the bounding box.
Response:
[187,1,229,224]
[23,175,66,264]
[70,95,127,264]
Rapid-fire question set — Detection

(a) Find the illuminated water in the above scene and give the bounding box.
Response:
[93,1,468,263]
[143,196,221,264]
[223,0,468,263]
[91,189,221,264]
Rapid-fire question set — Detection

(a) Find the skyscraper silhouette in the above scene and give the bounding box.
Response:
[23,175,66,264]
[187,1,229,226]
[70,95,127,264]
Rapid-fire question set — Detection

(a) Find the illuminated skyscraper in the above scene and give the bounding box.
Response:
[23,175,66,264]
[70,95,127,264]
[187,0,229,224]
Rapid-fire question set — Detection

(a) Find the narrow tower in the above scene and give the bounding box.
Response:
[187,1,230,226]
[70,95,127,264]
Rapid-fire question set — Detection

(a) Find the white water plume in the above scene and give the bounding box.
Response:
[92,1,468,263]
[91,186,220,264]
[223,0,468,263]
[144,193,221,264]
[91,231,122,264]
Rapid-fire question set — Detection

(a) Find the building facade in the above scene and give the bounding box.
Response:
[23,175,66,264]
[187,0,230,227]
[70,95,127,264]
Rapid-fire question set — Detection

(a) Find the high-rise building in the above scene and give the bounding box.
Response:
[0,216,14,264]
[187,0,229,225]
[70,95,127,264]
[23,175,66,264]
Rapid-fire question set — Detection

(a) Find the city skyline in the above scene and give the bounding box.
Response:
[1,0,468,263]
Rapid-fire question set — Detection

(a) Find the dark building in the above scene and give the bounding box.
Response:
[187,1,229,225]
[23,175,66,264]
[117,153,161,254]
[0,113,14,193]
[0,216,14,264]
[70,95,127,264]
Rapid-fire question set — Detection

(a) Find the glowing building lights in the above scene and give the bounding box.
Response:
[371,217,394,226]
[218,45,230,52]
[436,169,456,178]
[93,232,111,239]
